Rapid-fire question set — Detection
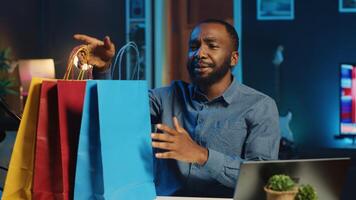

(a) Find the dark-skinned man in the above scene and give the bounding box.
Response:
[74,19,280,197]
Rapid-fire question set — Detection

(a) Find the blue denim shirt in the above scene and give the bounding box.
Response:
[149,77,280,197]
[94,70,280,197]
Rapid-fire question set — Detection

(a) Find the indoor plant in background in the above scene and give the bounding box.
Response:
[264,174,298,200]
[0,48,17,98]
[0,48,18,121]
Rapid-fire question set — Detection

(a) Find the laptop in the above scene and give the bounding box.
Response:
[234,158,351,200]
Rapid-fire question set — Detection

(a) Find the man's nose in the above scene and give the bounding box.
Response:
[195,46,207,59]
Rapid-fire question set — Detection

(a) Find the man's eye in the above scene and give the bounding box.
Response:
[209,44,218,49]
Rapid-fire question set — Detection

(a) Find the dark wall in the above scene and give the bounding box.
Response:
[0,0,125,77]
[2,0,355,148]
[243,0,356,148]
[0,0,42,58]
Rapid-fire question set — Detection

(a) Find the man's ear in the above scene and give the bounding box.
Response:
[230,51,239,66]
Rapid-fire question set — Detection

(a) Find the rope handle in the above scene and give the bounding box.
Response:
[64,45,93,80]
[111,42,141,80]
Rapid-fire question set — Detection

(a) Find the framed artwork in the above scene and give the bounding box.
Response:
[257,0,294,20]
[339,0,356,13]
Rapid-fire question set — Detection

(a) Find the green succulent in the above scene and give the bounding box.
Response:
[0,48,11,71]
[295,184,318,200]
[0,48,17,97]
[0,78,17,97]
[266,174,296,191]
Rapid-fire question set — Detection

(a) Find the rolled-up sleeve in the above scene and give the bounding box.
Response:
[202,149,243,188]
[92,66,112,80]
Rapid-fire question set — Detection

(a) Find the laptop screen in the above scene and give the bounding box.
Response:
[234,158,350,200]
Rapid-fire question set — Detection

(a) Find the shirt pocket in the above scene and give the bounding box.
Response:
[209,119,248,155]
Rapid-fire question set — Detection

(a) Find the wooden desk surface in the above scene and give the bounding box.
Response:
[157,197,232,200]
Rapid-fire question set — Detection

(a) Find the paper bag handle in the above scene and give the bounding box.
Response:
[64,45,93,80]
[111,42,141,80]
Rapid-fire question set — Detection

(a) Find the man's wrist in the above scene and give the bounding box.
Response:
[93,60,112,73]
[196,147,208,166]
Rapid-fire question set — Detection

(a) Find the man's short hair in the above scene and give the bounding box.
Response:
[195,19,239,52]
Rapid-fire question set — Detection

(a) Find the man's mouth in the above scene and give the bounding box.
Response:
[194,67,210,73]
[192,61,213,68]
[193,63,212,73]
[189,60,214,75]
[198,61,213,67]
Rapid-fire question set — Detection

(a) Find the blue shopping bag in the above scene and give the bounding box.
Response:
[74,81,104,199]
[74,80,156,200]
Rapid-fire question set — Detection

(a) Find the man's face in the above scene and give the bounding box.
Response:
[187,23,238,86]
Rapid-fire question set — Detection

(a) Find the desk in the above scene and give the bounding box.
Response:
[157,197,232,200]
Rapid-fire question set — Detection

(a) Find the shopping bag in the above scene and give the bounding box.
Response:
[32,45,91,199]
[57,80,86,200]
[2,78,43,200]
[74,81,103,199]
[99,81,156,199]
[74,80,156,199]
[32,80,64,199]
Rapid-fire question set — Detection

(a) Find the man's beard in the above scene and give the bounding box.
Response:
[187,57,231,86]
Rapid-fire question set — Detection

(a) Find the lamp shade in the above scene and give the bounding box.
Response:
[18,59,55,95]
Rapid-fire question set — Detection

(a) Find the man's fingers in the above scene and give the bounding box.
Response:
[77,53,86,64]
[173,117,190,136]
[151,133,174,142]
[173,117,185,133]
[155,151,176,159]
[73,34,104,45]
[103,36,115,51]
[152,141,175,151]
[156,124,178,135]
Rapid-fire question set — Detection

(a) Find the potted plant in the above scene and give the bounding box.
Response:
[295,184,318,200]
[0,48,17,98]
[264,174,298,200]
[0,47,18,118]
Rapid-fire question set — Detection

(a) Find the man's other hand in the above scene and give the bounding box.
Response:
[151,117,208,165]
[73,34,116,71]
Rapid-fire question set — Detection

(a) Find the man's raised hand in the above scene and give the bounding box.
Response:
[151,117,208,165]
[73,34,116,71]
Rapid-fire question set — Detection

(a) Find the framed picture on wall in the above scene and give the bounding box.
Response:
[257,0,294,20]
[339,0,356,13]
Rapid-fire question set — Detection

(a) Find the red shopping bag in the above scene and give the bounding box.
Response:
[33,80,86,200]
[32,45,90,200]
[33,80,64,199]
[57,80,86,200]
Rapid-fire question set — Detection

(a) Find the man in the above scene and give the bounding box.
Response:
[74,19,280,197]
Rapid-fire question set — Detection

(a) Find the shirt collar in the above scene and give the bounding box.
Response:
[190,75,239,105]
